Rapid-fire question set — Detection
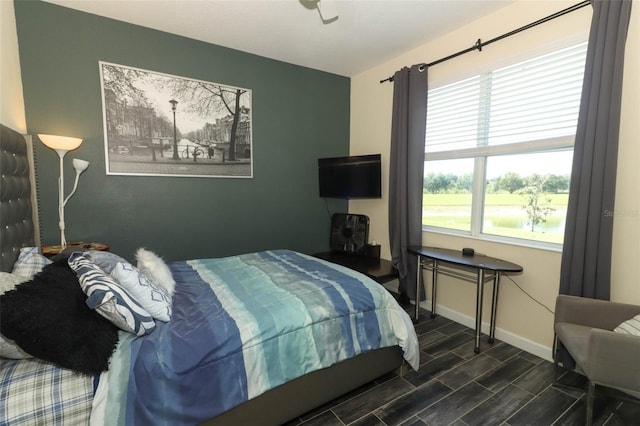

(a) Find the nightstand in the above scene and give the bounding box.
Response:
[313,251,398,284]
[42,242,110,258]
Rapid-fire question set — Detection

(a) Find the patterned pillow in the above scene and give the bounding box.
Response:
[11,247,52,279]
[68,252,156,336]
[614,314,640,336]
[111,262,172,322]
[86,250,130,274]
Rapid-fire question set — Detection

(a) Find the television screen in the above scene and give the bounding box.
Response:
[318,154,382,199]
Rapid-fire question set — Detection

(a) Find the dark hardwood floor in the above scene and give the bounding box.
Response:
[286,306,640,426]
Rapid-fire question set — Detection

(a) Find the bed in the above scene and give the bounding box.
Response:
[0,123,419,425]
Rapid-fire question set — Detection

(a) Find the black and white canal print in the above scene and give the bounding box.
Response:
[100,61,252,178]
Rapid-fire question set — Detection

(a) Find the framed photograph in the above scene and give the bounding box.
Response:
[99,61,253,178]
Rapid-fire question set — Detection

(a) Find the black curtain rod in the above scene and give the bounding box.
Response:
[380,0,591,84]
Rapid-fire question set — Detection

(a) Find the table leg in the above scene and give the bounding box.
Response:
[431,259,437,319]
[474,269,485,354]
[488,272,501,344]
[414,255,421,322]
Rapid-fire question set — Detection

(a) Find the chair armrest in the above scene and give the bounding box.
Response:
[586,329,640,398]
[555,295,640,330]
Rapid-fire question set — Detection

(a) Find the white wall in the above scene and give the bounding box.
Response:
[611,0,640,304]
[350,0,639,360]
[0,0,26,133]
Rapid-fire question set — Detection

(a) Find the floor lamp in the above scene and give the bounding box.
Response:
[38,134,90,247]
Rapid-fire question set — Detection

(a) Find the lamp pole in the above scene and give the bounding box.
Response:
[170,99,179,160]
[37,134,87,248]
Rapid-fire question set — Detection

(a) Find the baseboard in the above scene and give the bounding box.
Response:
[382,281,554,361]
[418,300,553,362]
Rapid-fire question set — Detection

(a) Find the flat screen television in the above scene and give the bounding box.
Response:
[318,154,382,199]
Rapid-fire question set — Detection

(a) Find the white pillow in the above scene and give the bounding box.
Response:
[614,314,640,336]
[0,272,32,359]
[111,262,172,322]
[135,248,175,298]
[11,247,52,279]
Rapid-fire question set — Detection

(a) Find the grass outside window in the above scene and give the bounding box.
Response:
[424,192,568,244]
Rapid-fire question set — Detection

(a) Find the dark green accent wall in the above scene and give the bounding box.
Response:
[14,0,349,261]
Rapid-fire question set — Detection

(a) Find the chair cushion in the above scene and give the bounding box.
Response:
[555,321,592,370]
[556,319,640,401]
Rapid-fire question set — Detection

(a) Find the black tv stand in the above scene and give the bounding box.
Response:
[313,251,398,284]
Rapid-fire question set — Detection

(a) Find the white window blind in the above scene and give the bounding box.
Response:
[425,42,588,159]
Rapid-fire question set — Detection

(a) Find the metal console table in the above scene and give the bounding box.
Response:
[408,246,523,353]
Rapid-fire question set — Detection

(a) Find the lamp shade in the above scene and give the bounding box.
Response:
[39,134,83,151]
[72,158,90,173]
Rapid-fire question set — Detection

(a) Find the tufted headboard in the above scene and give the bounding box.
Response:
[0,124,41,272]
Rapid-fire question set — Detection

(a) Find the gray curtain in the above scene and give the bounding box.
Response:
[389,65,428,302]
[559,0,632,299]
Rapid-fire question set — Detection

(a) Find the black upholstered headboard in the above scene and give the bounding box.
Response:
[0,124,41,272]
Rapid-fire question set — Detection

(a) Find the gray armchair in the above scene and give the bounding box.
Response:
[554,294,640,425]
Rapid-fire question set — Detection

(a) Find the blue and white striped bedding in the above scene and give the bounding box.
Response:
[91,250,419,425]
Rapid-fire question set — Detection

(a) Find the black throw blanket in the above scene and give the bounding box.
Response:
[0,258,119,375]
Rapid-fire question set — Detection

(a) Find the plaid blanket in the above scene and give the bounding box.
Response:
[0,358,93,425]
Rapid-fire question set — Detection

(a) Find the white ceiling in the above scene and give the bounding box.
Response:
[44,0,516,77]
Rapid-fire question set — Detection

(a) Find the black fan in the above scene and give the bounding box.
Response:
[330,214,369,254]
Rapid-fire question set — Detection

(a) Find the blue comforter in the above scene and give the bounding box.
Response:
[91,250,419,425]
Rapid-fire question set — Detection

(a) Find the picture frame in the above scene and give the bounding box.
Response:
[99,61,253,178]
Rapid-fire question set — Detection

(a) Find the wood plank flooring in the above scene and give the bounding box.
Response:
[286,306,640,426]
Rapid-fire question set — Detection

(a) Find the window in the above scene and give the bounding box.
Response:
[423,42,587,247]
